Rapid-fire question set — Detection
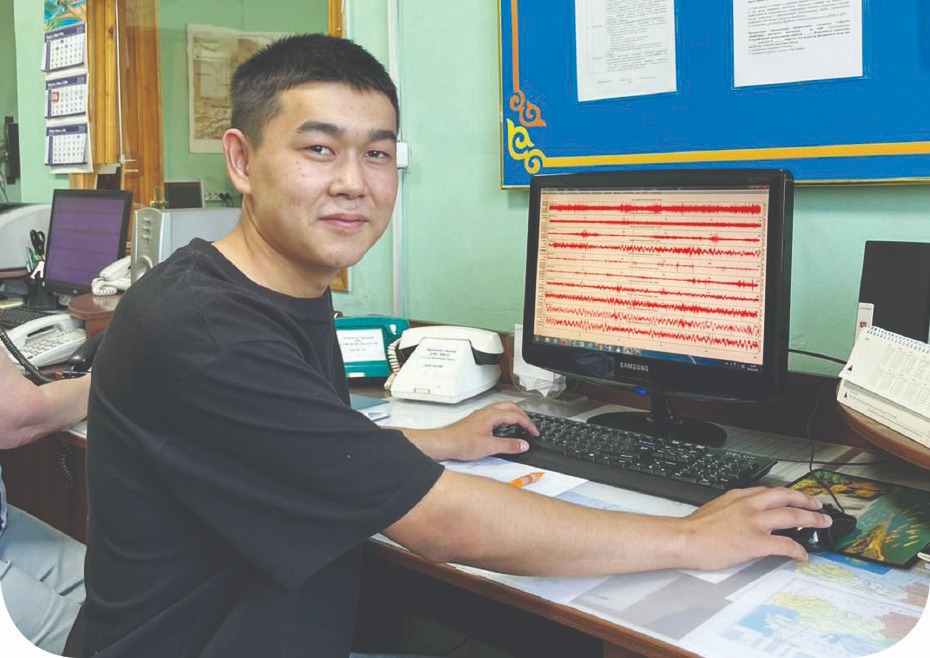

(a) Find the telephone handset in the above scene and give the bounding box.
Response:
[1,313,86,368]
[388,326,505,404]
[92,255,132,296]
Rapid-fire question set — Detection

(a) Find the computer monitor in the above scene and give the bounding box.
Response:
[164,180,204,209]
[43,189,133,297]
[522,168,794,446]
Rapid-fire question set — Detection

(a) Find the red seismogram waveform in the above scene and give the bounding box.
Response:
[549,219,762,229]
[544,317,762,351]
[628,274,759,289]
[549,242,761,259]
[553,230,761,244]
[544,305,762,337]
[545,291,759,319]
[547,280,760,304]
[548,203,763,215]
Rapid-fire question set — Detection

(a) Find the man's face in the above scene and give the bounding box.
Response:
[232,82,398,292]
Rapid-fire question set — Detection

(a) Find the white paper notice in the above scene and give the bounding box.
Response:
[575,0,677,102]
[733,0,863,88]
[336,328,386,364]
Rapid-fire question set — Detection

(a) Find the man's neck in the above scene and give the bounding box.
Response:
[213,222,333,299]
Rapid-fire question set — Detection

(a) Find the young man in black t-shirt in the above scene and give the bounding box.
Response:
[67,34,832,658]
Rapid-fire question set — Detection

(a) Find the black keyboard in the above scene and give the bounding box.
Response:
[0,306,55,328]
[494,411,777,506]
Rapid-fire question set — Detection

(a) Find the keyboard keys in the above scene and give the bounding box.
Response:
[495,411,777,506]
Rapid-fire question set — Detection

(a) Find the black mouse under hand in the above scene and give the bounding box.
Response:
[775,504,857,553]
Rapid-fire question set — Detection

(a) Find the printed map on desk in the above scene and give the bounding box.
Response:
[788,470,930,568]
[526,489,926,658]
[678,553,930,658]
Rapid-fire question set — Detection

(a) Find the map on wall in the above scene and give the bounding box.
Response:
[187,25,286,153]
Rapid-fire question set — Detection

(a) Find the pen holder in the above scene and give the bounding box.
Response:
[24,277,59,310]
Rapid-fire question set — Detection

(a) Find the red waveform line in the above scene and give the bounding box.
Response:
[628,274,760,289]
[549,241,762,259]
[548,203,763,215]
[544,317,761,351]
[708,264,758,273]
[553,230,761,244]
[546,269,761,291]
[549,219,762,229]
[545,291,760,318]
[547,280,760,304]
[545,257,757,273]
[544,305,761,337]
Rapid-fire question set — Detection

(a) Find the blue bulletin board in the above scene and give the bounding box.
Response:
[499,1,930,187]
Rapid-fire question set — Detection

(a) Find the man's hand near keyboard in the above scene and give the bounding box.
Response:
[388,408,832,574]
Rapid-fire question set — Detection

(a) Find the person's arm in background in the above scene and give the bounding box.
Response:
[0,356,90,449]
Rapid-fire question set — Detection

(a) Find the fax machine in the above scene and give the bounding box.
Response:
[0,204,51,271]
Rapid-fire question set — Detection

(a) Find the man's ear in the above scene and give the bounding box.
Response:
[222,129,252,195]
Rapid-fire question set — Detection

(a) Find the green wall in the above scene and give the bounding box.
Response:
[343,0,930,377]
[0,0,20,202]
[11,0,69,202]
[158,0,328,201]
[7,1,930,379]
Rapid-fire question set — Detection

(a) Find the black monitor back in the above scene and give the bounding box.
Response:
[859,241,930,342]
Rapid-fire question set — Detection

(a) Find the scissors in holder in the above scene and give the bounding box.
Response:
[30,230,46,257]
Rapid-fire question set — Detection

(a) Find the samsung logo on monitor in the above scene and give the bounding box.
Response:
[617,361,648,373]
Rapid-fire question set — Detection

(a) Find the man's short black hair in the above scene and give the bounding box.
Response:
[231,33,399,145]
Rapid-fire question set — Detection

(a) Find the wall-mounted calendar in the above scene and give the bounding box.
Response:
[45,123,89,166]
[46,74,88,119]
[41,1,92,174]
[43,22,86,72]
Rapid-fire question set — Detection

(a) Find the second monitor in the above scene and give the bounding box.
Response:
[164,180,205,209]
[521,168,794,446]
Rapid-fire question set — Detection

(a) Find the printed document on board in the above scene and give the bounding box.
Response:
[733,0,863,88]
[575,0,677,102]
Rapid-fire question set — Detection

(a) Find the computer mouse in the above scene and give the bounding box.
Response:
[776,503,857,552]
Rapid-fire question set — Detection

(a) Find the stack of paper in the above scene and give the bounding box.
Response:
[837,326,930,448]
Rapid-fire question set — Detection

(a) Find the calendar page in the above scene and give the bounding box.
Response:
[46,123,88,166]
[43,23,86,72]
[46,74,88,118]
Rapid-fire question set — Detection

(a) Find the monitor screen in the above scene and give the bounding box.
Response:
[164,180,204,209]
[522,169,794,445]
[43,189,133,297]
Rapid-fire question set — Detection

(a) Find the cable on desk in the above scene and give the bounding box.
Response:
[58,438,76,491]
[788,348,847,365]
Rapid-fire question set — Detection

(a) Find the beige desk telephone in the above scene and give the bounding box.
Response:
[388,326,504,404]
[1,313,86,368]
[92,255,132,296]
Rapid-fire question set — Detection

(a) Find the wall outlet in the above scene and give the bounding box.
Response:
[204,191,223,202]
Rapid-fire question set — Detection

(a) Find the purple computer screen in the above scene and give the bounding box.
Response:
[44,192,129,294]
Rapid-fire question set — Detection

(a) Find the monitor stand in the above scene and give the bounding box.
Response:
[585,392,727,448]
[24,280,60,311]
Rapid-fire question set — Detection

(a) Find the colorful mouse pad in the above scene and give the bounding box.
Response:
[787,469,930,568]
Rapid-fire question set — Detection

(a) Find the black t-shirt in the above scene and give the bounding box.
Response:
[66,239,442,658]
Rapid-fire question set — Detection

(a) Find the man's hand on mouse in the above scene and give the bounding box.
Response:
[676,486,831,569]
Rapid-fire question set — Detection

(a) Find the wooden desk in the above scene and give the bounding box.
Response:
[68,292,120,338]
[3,379,927,657]
[357,541,692,658]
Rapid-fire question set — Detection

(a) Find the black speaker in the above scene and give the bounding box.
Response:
[859,241,930,341]
[3,117,20,185]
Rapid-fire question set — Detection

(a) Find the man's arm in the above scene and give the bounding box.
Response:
[398,402,536,461]
[0,356,90,449]
[385,469,832,575]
